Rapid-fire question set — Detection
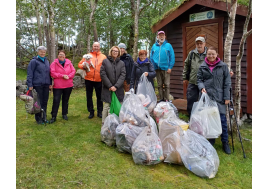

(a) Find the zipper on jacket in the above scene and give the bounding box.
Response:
[93,53,97,81]
[158,44,162,69]
[165,49,169,68]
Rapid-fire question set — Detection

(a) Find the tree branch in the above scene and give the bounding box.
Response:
[243,0,252,34]
[139,0,153,16]
[226,0,230,18]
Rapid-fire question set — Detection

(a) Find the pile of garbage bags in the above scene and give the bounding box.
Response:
[100,74,221,179]
[101,113,120,146]
[189,93,222,138]
[136,74,157,113]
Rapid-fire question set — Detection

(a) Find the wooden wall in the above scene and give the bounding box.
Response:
[160,4,251,114]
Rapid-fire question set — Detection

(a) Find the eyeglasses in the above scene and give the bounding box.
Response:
[58,54,65,57]
[112,50,119,53]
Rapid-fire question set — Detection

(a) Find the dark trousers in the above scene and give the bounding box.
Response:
[51,87,73,117]
[209,114,229,144]
[187,83,200,117]
[85,80,103,113]
[33,85,50,122]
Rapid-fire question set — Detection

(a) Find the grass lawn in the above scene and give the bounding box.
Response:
[16,69,252,188]
[16,68,27,81]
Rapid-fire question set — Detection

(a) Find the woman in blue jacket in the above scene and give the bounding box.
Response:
[27,46,52,124]
[130,50,156,92]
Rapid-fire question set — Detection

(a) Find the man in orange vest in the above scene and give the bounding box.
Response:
[78,42,107,119]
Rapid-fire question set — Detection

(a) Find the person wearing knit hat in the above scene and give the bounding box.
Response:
[118,43,135,92]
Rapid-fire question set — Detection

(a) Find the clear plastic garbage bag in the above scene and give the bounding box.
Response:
[119,91,150,127]
[115,123,146,153]
[101,113,120,146]
[189,93,222,138]
[153,101,178,123]
[158,116,188,164]
[149,116,158,135]
[179,129,220,178]
[136,74,157,113]
[132,126,164,165]
[20,89,41,114]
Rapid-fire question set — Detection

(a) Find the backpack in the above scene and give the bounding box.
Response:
[186,50,194,81]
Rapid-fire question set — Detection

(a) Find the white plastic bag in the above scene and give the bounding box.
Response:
[158,116,188,164]
[132,126,164,165]
[153,101,178,123]
[136,74,157,113]
[119,91,150,127]
[100,113,120,146]
[179,129,220,178]
[149,116,158,135]
[115,123,146,153]
[189,93,222,139]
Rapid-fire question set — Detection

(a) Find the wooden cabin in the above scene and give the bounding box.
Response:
[151,0,252,115]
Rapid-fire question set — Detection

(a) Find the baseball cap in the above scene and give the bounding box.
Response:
[158,31,165,35]
[195,36,205,43]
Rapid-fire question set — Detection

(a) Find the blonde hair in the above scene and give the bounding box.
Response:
[108,46,121,57]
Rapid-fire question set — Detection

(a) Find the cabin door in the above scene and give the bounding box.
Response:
[182,18,224,99]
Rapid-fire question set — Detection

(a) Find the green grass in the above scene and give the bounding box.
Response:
[16,68,27,81]
[16,87,252,188]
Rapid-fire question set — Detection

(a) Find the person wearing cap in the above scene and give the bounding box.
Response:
[150,31,175,102]
[78,42,107,119]
[183,37,233,118]
[118,43,134,92]
[27,46,52,124]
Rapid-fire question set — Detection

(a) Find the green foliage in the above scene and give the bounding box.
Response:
[16,68,27,81]
[16,88,252,188]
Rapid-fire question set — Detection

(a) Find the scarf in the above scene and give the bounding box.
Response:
[137,57,149,64]
[38,55,45,62]
[205,57,220,72]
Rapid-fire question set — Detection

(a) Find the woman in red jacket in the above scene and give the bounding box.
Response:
[49,50,76,123]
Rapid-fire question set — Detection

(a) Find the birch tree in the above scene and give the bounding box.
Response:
[234,0,252,126]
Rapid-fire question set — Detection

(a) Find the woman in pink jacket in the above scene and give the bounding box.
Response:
[49,50,76,123]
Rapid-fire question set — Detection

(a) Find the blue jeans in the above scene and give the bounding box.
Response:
[209,114,229,144]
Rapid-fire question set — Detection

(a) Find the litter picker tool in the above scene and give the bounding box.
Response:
[228,88,246,158]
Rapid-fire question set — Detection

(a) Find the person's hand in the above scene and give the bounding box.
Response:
[144,72,148,76]
[183,80,188,84]
[225,100,230,105]
[230,71,234,77]
[29,87,33,90]
[110,86,117,92]
[167,69,171,74]
[49,85,53,89]
[201,88,207,93]
[63,75,69,80]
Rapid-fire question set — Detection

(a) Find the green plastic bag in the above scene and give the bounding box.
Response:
[110,92,122,116]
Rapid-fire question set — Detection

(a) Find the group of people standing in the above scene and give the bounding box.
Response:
[26,30,233,154]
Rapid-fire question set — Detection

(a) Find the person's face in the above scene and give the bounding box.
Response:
[111,48,119,58]
[195,41,206,53]
[58,52,66,61]
[139,54,147,61]
[92,43,100,52]
[158,33,166,42]
[38,50,46,57]
[120,48,125,56]
[206,49,218,62]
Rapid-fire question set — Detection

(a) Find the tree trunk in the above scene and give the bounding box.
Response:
[234,0,252,128]
[87,0,98,52]
[108,0,114,48]
[93,21,98,42]
[41,0,51,62]
[56,30,59,55]
[87,34,91,53]
[127,24,134,54]
[223,0,237,69]
[48,0,56,63]
[35,0,43,46]
[132,0,140,61]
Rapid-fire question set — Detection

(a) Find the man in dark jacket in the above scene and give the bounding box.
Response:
[118,43,134,92]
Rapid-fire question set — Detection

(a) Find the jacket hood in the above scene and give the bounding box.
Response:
[107,56,120,63]
[155,39,168,46]
[120,53,131,59]
[137,57,150,64]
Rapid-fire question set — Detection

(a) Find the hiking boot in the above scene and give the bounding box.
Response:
[158,99,165,103]
[62,115,68,120]
[97,112,102,118]
[37,119,43,125]
[49,117,56,124]
[223,142,231,154]
[208,139,215,146]
[88,112,94,119]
